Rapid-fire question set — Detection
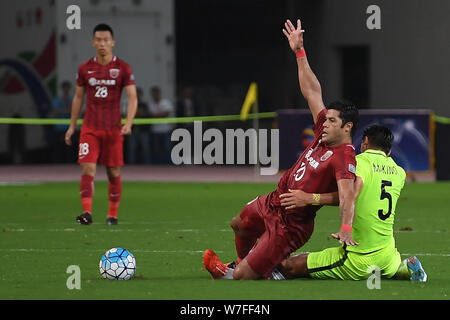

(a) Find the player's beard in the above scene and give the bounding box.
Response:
[322,131,342,147]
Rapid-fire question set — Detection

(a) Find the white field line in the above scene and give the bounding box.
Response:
[0,248,447,257]
[400,253,450,257]
[2,228,446,233]
[0,228,233,233]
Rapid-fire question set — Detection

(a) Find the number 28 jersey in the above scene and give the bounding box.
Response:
[76,56,135,130]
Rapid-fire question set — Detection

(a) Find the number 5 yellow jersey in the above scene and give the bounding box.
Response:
[348,149,406,253]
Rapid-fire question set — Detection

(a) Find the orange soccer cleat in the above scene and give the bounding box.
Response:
[203,249,229,279]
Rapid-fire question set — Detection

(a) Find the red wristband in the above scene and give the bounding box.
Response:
[295,48,306,58]
[340,224,352,233]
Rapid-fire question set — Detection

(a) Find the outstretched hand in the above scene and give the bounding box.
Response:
[282,19,305,53]
[331,230,359,246]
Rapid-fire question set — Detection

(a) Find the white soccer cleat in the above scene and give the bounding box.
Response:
[407,256,427,282]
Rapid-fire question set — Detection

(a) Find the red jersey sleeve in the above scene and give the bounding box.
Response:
[312,108,327,136]
[121,62,135,87]
[332,144,356,181]
[76,64,86,87]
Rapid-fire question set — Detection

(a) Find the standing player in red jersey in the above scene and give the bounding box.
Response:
[203,18,359,280]
[65,24,137,226]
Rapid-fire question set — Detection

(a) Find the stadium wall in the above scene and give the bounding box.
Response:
[314,0,450,117]
[435,122,450,181]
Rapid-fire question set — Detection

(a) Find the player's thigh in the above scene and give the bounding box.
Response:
[100,128,124,167]
[382,248,402,278]
[344,243,402,280]
[233,196,265,237]
[245,219,293,279]
[370,245,402,279]
[307,246,353,280]
[78,127,101,164]
[308,245,402,280]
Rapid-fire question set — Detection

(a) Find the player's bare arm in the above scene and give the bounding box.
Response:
[65,85,85,146]
[279,189,339,210]
[283,19,325,124]
[121,84,138,136]
[331,178,359,246]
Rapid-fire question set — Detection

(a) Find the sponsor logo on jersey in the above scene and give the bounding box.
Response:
[109,68,120,78]
[88,77,116,86]
[320,150,333,161]
[305,149,319,169]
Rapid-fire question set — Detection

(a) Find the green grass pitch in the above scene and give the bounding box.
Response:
[0,181,449,300]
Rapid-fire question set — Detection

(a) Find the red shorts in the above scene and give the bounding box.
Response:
[239,194,314,279]
[78,126,124,167]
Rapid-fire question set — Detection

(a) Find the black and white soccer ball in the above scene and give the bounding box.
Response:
[99,248,136,280]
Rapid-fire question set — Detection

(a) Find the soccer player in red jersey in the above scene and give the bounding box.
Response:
[64,24,138,225]
[203,18,359,279]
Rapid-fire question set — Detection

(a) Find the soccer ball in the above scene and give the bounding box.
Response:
[99,248,136,280]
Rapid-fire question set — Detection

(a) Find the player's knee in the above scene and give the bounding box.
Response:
[233,262,258,280]
[232,268,245,280]
[106,166,120,178]
[279,259,295,279]
[230,216,241,233]
[81,163,96,176]
[279,254,309,279]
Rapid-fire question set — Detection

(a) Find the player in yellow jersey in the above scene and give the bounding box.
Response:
[274,125,427,282]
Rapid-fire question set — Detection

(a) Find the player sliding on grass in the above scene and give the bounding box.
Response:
[65,23,138,226]
[276,125,427,282]
[204,18,359,280]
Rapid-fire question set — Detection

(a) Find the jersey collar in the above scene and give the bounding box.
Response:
[93,55,116,65]
[364,149,387,157]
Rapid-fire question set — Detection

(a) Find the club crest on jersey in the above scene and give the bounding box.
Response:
[349,164,356,174]
[109,68,120,78]
[320,150,333,162]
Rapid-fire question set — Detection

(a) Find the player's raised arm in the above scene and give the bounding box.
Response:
[65,85,85,146]
[283,19,325,124]
[121,84,138,136]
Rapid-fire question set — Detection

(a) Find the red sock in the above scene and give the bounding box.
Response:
[80,174,94,214]
[108,175,122,218]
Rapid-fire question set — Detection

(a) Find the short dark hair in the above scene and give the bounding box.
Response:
[93,23,114,37]
[327,100,359,137]
[362,125,394,154]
